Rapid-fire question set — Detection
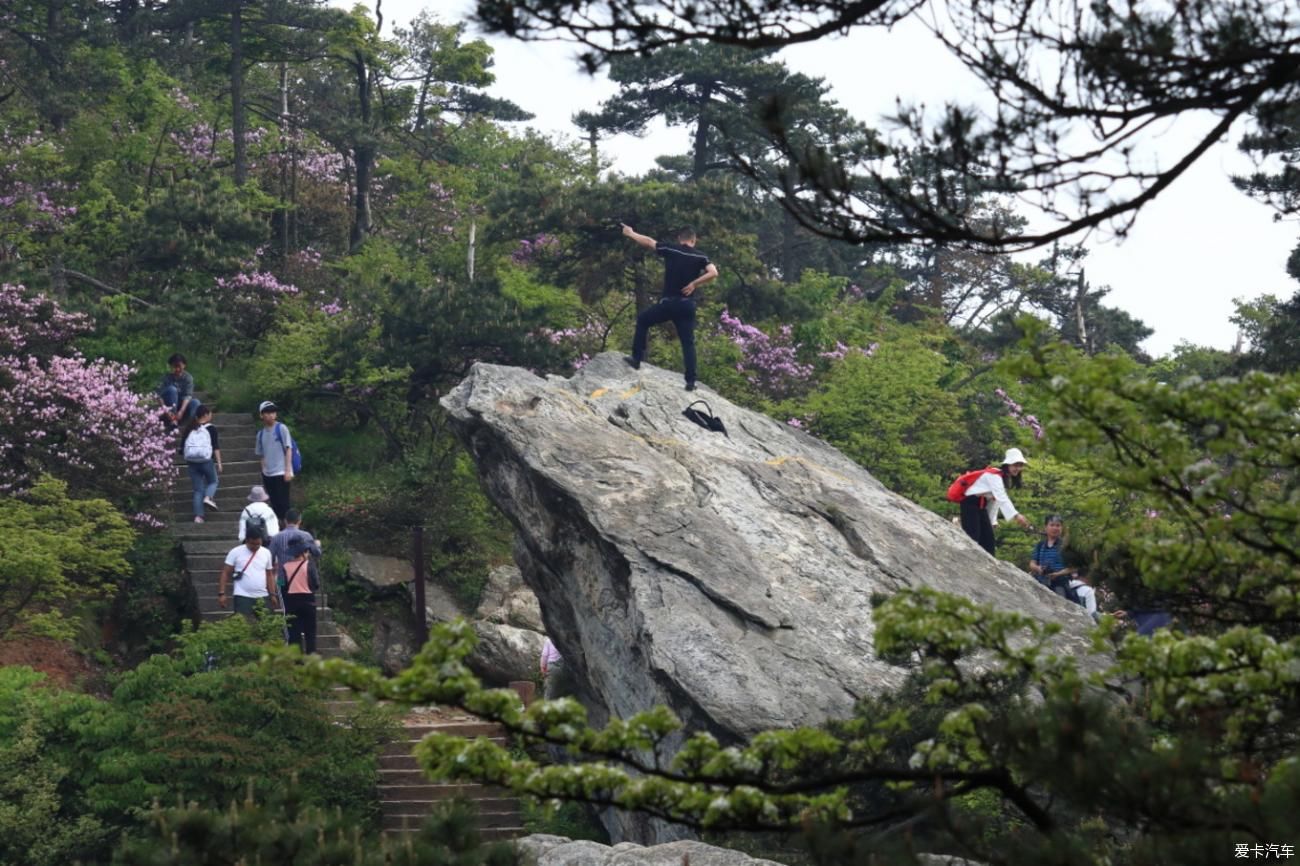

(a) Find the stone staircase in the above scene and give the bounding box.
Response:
[168,409,344,657]
[379,715,525,841]
[169,409,525,840]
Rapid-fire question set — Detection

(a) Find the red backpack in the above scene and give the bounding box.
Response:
[947,467,1001,503]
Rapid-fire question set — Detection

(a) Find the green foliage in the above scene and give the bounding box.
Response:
[0,619,396,865]
[106,534,196,663]
[521,798,608,843]
[306,450,511,609]
[1008,321,1300,630]
[0,668,110,866]
[0,476,135,640]
[799,335,968,506]
[112,786,517,866]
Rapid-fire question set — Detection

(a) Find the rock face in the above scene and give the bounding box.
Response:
[515,835,788,866]
[442,353,1102,842]
[466,620,546,685]
[476,564,546,632]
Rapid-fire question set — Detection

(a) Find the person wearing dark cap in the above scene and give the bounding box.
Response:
[255,400,295,520]
[279,538,320,653]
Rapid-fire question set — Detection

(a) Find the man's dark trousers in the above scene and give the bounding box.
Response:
[631,297,697,385]
[262,474,291,521]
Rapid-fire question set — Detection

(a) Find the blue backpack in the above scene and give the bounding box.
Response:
[263,422,302,473]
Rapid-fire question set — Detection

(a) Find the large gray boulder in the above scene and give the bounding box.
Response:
[442,353,1102,841]
[466,620,546,685]
[515,836,788,866]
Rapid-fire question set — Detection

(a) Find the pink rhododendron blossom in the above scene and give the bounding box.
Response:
[0,285,173,509]
[717,309,813,397]
[511,233,559,265]
[994,387,1044,440]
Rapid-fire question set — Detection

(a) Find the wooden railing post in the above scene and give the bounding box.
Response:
[413,525,428,647]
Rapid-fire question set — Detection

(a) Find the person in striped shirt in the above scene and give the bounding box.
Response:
[1030,514,1073,595]
[621,223,719,391]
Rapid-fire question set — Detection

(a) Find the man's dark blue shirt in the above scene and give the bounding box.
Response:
[655,242,710,298]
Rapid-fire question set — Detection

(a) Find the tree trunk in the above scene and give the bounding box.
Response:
[467,220,477,282]
[348,51,375,251]
[691,84,713,181]
[278,62,290,256]
[1074,269,1090,353]
[351,144,374,251]
[781,206,797,283]
[231,2,247,186]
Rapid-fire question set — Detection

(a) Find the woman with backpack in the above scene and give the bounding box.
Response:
[182,406,222,524]
[949,448,1033,555]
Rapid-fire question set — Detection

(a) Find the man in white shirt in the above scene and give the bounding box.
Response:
[218,534,277,617]
[960,447,1033,555]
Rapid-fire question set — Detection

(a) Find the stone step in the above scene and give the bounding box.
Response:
[170,478,266,499]
[381,738,507,758]
[381,769,469,786]
[379,823,525,841]
[380,805,521,826]
[174,521,248,536]
[183,539,264,555]
[326,698,389,714]
[378,783,513,800]
[379,748,505,770]
[400,722,505,739]
[171,455,259,468]
[168,472,264,491]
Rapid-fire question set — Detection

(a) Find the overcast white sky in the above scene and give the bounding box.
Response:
[367,0,1299,357]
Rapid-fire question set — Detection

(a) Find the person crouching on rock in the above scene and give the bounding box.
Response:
[954,448,1033,555]
[621,223,719,392]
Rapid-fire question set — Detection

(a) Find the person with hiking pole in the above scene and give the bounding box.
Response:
[621,223,719,392]
[947,448,1033,555]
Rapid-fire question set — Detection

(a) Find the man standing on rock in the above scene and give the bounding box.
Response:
[621,224,719,392]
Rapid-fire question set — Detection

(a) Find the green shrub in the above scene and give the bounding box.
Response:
[106,533,196,663]
[0,476,136,640]
[112,789,518,866]
[0,619,397,865]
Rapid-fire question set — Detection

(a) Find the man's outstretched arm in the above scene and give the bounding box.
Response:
[621,223,657,250]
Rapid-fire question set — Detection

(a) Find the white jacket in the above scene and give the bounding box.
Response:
[238,502,281,541]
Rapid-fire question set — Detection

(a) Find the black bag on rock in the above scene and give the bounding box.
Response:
[682,400,729,437]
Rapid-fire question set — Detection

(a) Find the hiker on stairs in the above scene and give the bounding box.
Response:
[279,539,321,653]
[218,534,277,618]
[239,485,280,542]
[621,223,719,392]
[255,400,295,520]
[182,406,222,524]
